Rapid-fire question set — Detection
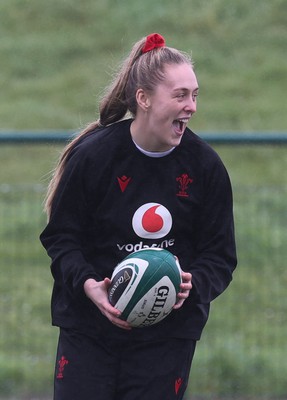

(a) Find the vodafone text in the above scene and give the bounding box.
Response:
[117,239,175,253]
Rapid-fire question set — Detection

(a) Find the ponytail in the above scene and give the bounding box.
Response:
[44,120,101,217]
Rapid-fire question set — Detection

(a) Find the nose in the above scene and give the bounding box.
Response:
[184,95,197,114]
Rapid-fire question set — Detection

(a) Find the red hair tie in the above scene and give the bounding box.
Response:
[142,33,166,54]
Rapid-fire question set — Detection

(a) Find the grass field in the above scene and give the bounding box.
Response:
[0,0,287,398]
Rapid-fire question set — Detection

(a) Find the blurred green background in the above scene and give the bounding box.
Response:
[1,0,286,131]
[0,0,286,399]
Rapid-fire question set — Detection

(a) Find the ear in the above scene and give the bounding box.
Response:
[135,88,151,112]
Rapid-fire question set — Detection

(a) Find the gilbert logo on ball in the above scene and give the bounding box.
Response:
[108,248,182,328]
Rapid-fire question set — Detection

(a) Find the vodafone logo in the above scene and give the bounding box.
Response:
[132,203,172,239]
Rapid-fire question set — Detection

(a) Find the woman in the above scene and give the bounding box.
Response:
[40,33,237,400]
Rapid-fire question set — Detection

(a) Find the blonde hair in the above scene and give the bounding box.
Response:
[45,35,193,217]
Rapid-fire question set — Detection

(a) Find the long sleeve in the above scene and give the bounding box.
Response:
[188,157,237,304]
[40,149,101,297]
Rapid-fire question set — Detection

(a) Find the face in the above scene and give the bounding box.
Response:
[133,63,199,152]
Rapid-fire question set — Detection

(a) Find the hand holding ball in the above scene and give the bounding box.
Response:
[108,248,182,328]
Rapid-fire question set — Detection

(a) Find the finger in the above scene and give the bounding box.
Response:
[178,290,190,299]
[112,318,132,330]
[108,312,132,330]
[173,283,191,310]
[181,271,192,283]
[101,303,132,330]
[104,302,122,317]
[180,283,192,293]
[173,299,184,309]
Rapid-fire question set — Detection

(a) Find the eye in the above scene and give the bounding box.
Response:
[176,93,186,100]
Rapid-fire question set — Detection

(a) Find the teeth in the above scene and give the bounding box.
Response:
[176,118,189,123]
[173,118,189,133]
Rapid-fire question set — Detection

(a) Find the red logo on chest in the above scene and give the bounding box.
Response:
[176,173,193,197]
[117,175,131,192]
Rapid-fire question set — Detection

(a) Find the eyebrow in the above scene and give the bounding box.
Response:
[173,87,199,93]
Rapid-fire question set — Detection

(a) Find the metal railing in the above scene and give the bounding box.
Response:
[1,130,287,144]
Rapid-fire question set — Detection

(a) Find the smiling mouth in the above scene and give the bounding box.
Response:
[172,118,189,135]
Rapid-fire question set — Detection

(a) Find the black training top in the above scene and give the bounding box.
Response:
[40,118,237,341]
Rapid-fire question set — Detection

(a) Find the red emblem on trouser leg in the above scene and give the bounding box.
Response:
[56,356,69,379]
[175,377,183,394]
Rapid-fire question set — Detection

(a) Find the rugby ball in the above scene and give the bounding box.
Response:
[108,248,182,328]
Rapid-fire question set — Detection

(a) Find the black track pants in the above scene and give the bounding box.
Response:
[53,328,197,400]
